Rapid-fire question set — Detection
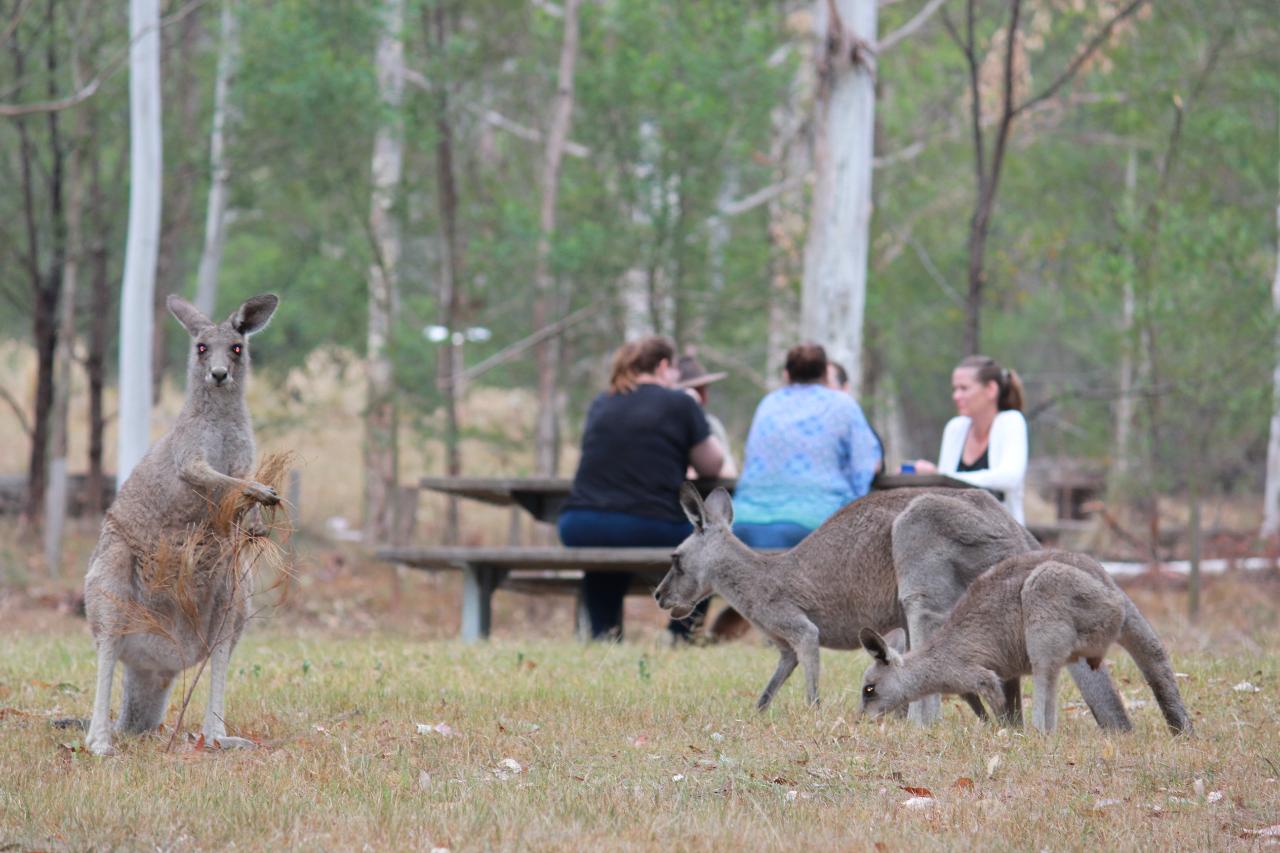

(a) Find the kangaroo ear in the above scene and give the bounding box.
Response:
[860,628,894,664]
[228,294,279,336]
[679,482,706,531]
[883,627,907,655]
[703,487,734,526]
[167,295,213,337]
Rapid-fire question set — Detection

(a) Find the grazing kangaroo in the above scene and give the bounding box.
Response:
[83,294,281,755]
[655,485,1134,732]
[858,550,1192,734]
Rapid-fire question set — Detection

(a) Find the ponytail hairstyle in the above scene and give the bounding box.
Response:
[608,335,676,394]
[957,354,1024,412]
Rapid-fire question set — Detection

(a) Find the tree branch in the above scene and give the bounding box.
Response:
[0,0,210,117]
[878,0,951,54]
[403,68,592,158]
[0,385,33,438]
[1013,0,1147,117]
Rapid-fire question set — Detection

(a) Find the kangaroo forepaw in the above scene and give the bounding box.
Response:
[245,482,280,506]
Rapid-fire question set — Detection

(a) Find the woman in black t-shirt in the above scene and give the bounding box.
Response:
[560,336,725,640]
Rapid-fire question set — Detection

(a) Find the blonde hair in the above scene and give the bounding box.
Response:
[608,336,675,394]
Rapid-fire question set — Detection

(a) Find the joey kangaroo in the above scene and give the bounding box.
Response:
[83,294,281,755]
[655,485,1134,732]
[858,550,1192,734]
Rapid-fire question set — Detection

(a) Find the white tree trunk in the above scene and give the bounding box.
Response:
[44,108,85,577]
[1113,146,1138,487]
[116,0,163,485]
[799,0,876,394]
[364,0,405,542]
[194,0,239,318]
[1262,102,1280,536]
[533,0,582,477]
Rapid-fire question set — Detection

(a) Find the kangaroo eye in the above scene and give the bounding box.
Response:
[863,685,875,696]
[231,344,242,355]
[197,343,207,354]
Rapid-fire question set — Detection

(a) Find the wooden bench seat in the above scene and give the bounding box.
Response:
[375,546,678,640]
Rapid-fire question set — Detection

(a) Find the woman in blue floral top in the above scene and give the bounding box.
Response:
[731,343,882,548]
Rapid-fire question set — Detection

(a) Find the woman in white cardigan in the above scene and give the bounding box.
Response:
[912,355,1028,523]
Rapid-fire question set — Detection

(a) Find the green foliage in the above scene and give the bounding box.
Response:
[0,0,1275,508]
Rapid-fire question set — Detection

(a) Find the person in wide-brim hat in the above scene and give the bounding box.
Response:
[674,356,736,478]
[674,356,728,391]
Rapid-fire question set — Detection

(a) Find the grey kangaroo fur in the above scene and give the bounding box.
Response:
[82,294,280,755]
[859,550,1193,734]
[655,485,1134,731]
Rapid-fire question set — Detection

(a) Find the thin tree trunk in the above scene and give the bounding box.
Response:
[800,0,876,393]
[1112,145,1138,495]
[363,0,405,543]
[45,98,86,577]
[1262,100,1280,537]
[85,100,110,515]
[22,4,68,524]
[194,0,239,318]
[117,0,164,484]
[532,0,582,477]
[951,0,1147,354]
[432,1,463,545]
[152,8,201,396]
[1187,450,1201,620]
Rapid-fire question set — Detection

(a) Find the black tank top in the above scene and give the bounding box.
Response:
[956,447,989,472]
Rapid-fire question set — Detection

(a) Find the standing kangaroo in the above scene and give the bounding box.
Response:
[858,550,1192,734]
[83,294,280,755]
[655,484,1134,731]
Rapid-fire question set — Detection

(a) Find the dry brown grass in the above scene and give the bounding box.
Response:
[0,576,1277,851]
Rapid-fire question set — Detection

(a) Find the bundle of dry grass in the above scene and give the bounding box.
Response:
[107,451,298,642]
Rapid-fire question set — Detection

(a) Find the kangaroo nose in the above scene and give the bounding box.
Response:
[211,367,228,383]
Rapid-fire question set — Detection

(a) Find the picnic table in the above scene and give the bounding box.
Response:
[376,472,974,641]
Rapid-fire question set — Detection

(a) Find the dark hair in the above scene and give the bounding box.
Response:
[956,355,1024,412]
[828,360,850,388]
[609,335,675,394]
[784,343,828,385]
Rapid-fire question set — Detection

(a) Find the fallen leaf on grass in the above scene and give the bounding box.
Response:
[671,774,685,782]
[986,756,1001,779]
[493,757,523,780]
[784,790,798,802]
[899,785,933,798]
[418,770,431,790]
[1233,681,1261,693]
[417,722,456,737]
[1092,798,1123,811]
[631,735,648,748]
[952,777,975,791]
[901,796,935,809]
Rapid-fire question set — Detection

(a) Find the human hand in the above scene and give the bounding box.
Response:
[912,459,938,474]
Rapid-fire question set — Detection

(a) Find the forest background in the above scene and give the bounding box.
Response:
[1,0,1278,573]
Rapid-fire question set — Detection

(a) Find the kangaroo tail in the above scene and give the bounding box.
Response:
[1117,599,1193,735]
[1066,658,1132,731]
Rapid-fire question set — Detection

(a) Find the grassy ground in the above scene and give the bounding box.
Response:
[1,577,1278,851]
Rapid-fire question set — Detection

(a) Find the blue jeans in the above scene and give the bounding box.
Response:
[558,508,702,640]
[732,521,812,549]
